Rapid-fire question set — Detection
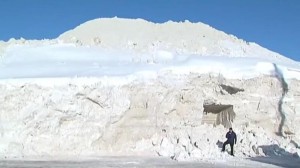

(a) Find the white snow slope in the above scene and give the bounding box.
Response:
[0,18,299,167]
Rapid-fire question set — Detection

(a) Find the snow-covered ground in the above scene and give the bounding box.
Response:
[0,18,300,167]
[0,156,297,168]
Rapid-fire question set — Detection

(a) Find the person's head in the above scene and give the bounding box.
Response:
[229,128,233,132]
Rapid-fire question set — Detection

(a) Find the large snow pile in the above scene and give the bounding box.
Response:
[0,18,299,164]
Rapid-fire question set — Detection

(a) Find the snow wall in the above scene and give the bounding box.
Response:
[0,74,299,161]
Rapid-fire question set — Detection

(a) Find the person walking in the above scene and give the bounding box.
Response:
[222,127,237,156]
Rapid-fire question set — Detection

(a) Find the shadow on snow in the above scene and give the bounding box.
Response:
[248,144,300,168]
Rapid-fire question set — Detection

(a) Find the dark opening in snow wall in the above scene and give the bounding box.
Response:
[202,103,235,128]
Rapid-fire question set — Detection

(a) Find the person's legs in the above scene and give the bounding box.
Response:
[222,141,229,151]
[230,143,234,155]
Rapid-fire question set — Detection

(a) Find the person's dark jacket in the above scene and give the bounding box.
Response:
[226,131,237,144]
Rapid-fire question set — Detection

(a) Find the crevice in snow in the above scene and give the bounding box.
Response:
[220,84,244,95]
[273,63,293,137]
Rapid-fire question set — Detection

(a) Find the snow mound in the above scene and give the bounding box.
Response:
[0,18,299,167]
[58,18,295,63]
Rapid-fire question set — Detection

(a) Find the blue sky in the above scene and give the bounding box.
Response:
[0,0,299,61]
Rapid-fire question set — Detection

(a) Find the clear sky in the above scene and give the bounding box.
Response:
[0,0,299,61]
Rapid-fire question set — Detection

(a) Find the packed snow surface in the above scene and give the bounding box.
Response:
[0,18,300,167]
[1,43,300,81]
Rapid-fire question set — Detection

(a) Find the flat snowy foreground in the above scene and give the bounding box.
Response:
[0,156,298,168]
